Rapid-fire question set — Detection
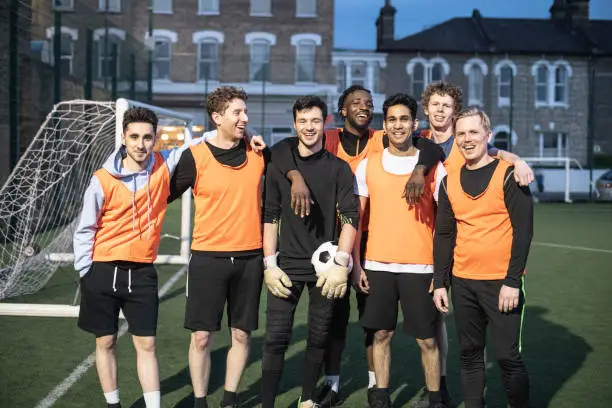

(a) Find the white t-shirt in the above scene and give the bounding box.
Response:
[354,149,447,274]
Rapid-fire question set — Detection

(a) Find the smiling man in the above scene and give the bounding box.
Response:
[74,107,185,408]
[433,108,533,408]
[168,86,266,408]
[353,94,447,408]
[261,95,358,408]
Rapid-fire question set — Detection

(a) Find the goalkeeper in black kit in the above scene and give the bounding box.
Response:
[260,95,358,408]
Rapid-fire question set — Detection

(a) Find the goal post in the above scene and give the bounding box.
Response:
[0,98,195,316]
[521,157,584,204]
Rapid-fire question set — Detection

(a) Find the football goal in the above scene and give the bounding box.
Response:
[0,98,194,316]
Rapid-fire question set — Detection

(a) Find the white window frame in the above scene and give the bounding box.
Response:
[407,57,450,100]
[92,28,126,80]
[538,131,567,158]
[45,26,78,76]
[463,58,488,107]
[193,31,224,82]
[296,0,317,17]
[52,0,75,11]
[152,37,172,81]
[336,61,346,92]
[245,32,276,82]
[291,34,321,84]
[250,0,272,16]
[494,59,517,108]
[492,125,518,150]
[98,0,121,12]
[552,61,572,108]
[153,0,173,14]
[198,0,219,15]
[530,60,572,108]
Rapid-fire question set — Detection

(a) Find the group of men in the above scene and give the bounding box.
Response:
[74,80,534,408]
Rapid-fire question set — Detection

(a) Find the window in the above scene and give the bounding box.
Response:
[250,40,270,81]
[554,65,569,104]
[499,66,513,99]
[251,0,271,15]
[153,39,171,80]
[296,40,316,82]
[407,58,450,99]
[412,63,425,97]
[52,0,74,11]
[198,41,219,81]
[198,0,219,14]
[535,64,548,104]
[98,0,121,12]
[350,61,367,87]
[539,132,567,157]
[467,65,484,106]
[372,62,381,93]
[493,131,510,151]
[336,61,346,92]
[296,0,317,17]
[51,32,74,75]
[153,0,172,13]
[96,35,122,80]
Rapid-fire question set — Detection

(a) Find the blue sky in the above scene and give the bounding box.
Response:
[334,0,612,49]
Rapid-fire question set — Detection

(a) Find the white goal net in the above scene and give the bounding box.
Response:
[0,98,193,302]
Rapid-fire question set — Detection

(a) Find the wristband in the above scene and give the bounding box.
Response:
[333,251,350,267]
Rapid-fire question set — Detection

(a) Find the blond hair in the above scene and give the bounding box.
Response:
[453,107,492,134]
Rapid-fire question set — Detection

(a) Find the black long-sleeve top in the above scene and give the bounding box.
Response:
[433,159,533,289]
[263,148,359,280]
[270,129,443,176]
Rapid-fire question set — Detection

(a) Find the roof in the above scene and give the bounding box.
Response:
[382,11,612,56]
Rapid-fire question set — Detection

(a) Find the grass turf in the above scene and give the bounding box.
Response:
[1,202,611,407]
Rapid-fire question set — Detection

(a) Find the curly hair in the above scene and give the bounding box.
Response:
[206,86,248,121]
[421,81,463,114]
[122,107,158,133]
[337,85,372,117]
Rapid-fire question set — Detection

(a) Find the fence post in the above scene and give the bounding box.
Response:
[9,0,20,170]
[111,43,118,100]
[85,29,93,99]
[53,10,62,104]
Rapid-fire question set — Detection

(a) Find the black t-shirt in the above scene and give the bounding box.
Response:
[263,148,359,280]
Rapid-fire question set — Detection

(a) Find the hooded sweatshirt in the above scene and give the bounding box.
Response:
[73,144,188,277]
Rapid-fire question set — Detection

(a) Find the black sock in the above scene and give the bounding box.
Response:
[221,390,237,407]
[428,390,442,404]
[440,375,448,390]
[107,403,121,408]
[194,396,208,408]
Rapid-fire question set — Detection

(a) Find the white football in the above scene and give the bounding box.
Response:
[311,241,353,276]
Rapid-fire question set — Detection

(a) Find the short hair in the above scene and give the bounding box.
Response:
[421,81,463,114]
[206,86,248,121]
[337,85,372,117]
[122,107,158,133]
[292,95,328,121]
[383,93,418,121]
[453,107,492,134]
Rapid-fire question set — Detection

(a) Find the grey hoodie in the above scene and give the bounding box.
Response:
[73,143,194,277]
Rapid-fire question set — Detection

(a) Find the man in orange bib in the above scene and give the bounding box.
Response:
[353,94,447,408]
[433,108,533,408]
[270,85,443,407]
[169,86,266,408]
[74,107,184,408]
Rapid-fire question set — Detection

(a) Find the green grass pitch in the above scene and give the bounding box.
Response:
[1,202,611,407]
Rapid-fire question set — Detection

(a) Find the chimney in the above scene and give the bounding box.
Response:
[550,0,590,27]
[550,0,569,20]
[376,0,397,50]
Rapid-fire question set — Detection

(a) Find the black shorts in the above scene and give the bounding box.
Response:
[185,253,263,332]
[78,261,159,337]
[360,271,439,339]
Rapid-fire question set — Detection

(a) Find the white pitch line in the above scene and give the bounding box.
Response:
[35,265,188,408]
[533,241,612,254]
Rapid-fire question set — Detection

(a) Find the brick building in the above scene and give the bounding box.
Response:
[377,0,612,165]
